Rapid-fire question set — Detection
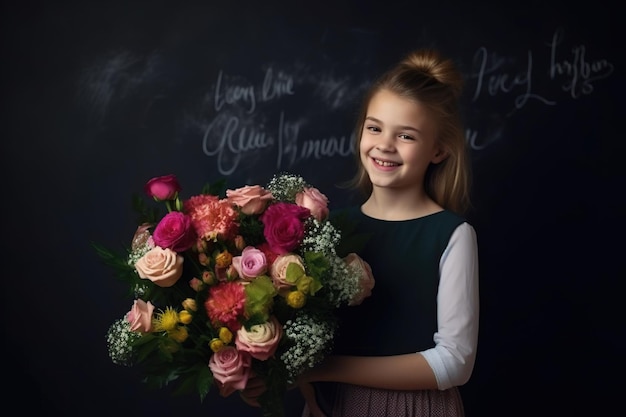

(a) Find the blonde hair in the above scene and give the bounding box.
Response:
[347,48,472,215]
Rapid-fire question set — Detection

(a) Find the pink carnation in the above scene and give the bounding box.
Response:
[205,281,246,331]
[184,194,239,241]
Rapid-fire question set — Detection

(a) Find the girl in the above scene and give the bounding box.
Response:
[298,48,480,417]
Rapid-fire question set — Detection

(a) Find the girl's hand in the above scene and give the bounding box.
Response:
[239,373,266,407]
[298,381,328,417]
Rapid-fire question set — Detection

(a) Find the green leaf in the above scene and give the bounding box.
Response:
[196,364,213,402]
[244,276,276,321]
[303,251,329,279]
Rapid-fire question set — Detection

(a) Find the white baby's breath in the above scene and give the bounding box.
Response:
[280,311,336,383]
[106,318,141,367]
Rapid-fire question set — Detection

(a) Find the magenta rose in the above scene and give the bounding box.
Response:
[226,185,274,215]
[134,247,184,287]
[126,299,155,332]
[235,316,283,361]
[209,346,252,397]
[259,202,310,254]
[295,187,329,221]
[152,211,196,252]
[344,253,375,306]
[232,246,267,281]
[144,174,181,201]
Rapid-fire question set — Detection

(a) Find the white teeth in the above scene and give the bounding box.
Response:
[373,158,398,167]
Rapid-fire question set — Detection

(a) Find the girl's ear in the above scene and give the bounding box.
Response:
[431,148,449,164]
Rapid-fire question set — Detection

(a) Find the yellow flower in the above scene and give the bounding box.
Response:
[209,338,224,352]
[178,310,192,324]
[286,290,306,309]
[181,298,197,312]
[153,307,179,332]
[215,250,233,268]
[169,326,189,343]
[218,327,233,344]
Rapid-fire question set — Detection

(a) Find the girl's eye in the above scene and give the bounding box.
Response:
[399,134,415,140]
[366,126,381,133]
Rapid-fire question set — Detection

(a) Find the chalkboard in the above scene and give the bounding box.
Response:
[4,2,623,416]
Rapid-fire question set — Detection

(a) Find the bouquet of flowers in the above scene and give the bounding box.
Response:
[96,172,374,416]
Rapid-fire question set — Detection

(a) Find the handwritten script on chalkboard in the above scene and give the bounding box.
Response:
[77,25,615,177]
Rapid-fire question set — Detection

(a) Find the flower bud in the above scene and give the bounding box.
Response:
[202,270,216,285]
[169,326,188,343]
[189,277,205,292]
[198,252,210,266]
[215,250,233,268]
[286,290,306,309]
[218,327,233,344]
[181,298,197,312]
[234,235,246,251]
[209,338,224,352]
[178,310,192,324]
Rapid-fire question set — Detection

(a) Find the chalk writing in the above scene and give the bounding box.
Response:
[548,28,614,99]
[466,27,614,150]
[199,27,615,166]
[214,70,256,114]
[203,65,356,175]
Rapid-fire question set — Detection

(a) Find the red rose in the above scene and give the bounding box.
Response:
[259,202,310,254]
[144,174,181,201]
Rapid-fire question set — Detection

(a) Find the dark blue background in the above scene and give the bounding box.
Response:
[4,1,623,416]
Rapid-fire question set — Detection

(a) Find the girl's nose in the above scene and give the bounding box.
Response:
[375,134,395,152]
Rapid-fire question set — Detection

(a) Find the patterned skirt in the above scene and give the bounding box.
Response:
[301,383,465,417]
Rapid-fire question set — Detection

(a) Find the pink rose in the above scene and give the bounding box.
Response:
[232,246,267,281]
[134,247,184,287]
[226,185,274,215]
[152,211,196,252]
[144,174,181,201]
[270,253,305,290]
[209,346,252,397]
[344,253,375,306]
[295,187,329,221]
[126,299,155,332]
[235,316,283,361]
[259,202,310,254]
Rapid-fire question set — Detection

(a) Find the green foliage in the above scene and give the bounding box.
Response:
[253,358,289,417]
[90,242,136,284]
[201,178,228,198]
[131,192,161,225]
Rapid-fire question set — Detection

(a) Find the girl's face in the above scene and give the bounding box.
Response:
[360,89,445,192]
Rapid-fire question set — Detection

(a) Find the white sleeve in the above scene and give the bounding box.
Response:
[419,222,479,390]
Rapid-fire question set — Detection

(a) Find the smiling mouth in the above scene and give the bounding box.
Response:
[373,158,400,167]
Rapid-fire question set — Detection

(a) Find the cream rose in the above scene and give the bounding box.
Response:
[226,185,273,215]
[344,253,375,306]
[270,253,305,290]
[235,316,283,361]
[134,246,184,287]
